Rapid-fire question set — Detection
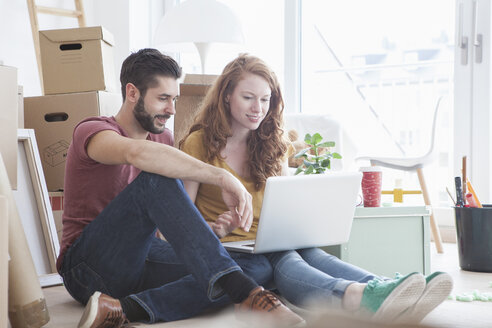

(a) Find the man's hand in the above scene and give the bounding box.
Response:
[211,211,241,238]
[219,172,253,232]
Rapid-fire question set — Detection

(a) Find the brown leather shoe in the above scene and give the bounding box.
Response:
[78,291,128,328]
[235,286,306,327]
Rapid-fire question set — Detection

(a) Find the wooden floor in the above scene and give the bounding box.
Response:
[41,242,492,327]
[419,243,492,328]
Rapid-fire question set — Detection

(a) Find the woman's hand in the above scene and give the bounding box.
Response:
[218,171,253,232]
[211,211,241,238]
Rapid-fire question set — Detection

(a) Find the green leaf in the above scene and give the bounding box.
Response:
[296,132,342,172]
[294,148,309,158]
[303,159,315,166]
[304,166,314,174]
[304,133,312,144]
[321,159,331,167]
[320,153,332,160]
[311,133,322,144]
[318,141,335,148]
[294,167,304,175]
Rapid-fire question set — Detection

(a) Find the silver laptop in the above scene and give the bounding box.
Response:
[223,171,362,253]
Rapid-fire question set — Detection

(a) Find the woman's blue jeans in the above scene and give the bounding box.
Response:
[265,248,378,308]
[59,172,273,323]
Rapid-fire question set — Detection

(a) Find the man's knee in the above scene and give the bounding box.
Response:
[138,171,175,187]
[233,254,273,286]
[133,172,186,197]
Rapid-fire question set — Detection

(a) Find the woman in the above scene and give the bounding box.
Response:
[180,54,452,324]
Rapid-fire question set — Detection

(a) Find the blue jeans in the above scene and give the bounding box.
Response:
[59,172,273,323]
[265,248,377,308]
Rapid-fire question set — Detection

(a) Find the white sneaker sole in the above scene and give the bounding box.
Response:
[372,273,426,322]
[395,272,453,324]
[78,291,102,328]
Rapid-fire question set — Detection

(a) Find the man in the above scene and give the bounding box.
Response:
[57,48,304,327]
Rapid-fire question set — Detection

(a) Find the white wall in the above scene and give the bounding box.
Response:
[0,0,46,96]
[0,0,166,97]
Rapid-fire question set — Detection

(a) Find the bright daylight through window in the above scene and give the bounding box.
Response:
[301,0,455,206]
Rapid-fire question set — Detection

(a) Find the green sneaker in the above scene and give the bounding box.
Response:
[395,271,453,324]
[360,272,425,322]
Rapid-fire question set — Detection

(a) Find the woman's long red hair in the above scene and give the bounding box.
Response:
[180,54,288,190]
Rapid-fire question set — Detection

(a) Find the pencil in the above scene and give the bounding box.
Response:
[466,178,483,208]
[446,187,456,205]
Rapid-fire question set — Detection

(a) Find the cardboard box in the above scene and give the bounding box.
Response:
[0,64,18,189]
[39,26,117,95]
[24,91,122,191]
[18,85,24,128]
[0,195,8,328]
[174,74,217,146]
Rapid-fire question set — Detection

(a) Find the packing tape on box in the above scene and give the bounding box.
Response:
[8,298,49,328]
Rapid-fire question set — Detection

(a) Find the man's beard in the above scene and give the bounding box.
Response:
[133,97,169,134]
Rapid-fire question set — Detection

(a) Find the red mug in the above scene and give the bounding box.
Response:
[360,167,382,207]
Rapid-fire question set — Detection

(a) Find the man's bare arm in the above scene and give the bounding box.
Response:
[88,130,220,182]
[87,130,253,228]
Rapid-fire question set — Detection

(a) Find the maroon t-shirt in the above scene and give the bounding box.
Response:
[56,116,173,272]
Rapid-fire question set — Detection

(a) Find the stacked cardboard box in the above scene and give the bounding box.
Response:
[39,26,117,95]
[25,26,122,192]
[0,64,18,189]
[0,195,7,328]
[174,74,218,146]
[18,86,24,129]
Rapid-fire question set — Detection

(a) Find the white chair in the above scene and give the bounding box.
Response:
[356,96,445,254]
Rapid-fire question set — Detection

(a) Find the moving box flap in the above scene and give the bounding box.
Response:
[40,26,115,46]
[183,74,218,84]
[180,74,218,96]
[180,84,212,96]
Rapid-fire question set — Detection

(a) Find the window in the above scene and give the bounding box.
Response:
[301,0,455,206]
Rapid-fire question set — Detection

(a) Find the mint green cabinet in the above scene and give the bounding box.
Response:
[322,206,431,278]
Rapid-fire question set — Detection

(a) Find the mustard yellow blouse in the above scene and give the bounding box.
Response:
[181,130,263,242]
[181,129,293,242]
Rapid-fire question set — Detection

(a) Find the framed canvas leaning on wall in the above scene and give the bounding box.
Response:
[12,129,62,287]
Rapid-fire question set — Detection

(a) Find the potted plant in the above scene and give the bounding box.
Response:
[294,133,342,175]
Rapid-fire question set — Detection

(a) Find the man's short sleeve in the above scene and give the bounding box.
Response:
[71,119,121,163]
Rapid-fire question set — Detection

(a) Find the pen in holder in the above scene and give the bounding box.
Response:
[454,176,464,207]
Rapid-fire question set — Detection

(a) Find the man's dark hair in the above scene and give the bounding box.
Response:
[120,48,182,100]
